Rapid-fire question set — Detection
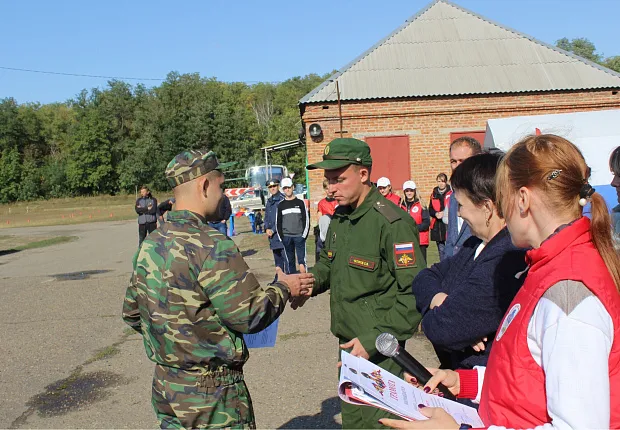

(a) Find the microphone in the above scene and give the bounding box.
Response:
[376,333,456,400]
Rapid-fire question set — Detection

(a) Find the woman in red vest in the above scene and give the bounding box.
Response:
[399,180,430,263]
[380,134,620,430]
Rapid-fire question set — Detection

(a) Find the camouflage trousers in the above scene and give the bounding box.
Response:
[152,364,256,429]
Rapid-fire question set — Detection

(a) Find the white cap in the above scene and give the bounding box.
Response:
[403,180,416,190]
[281,177,293,188]
[377,177,391,187]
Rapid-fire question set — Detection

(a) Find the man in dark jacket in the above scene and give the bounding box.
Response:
[208,195,232,235]
[136,186,158,246]
[264,179,286,279]
[157,198,175,227]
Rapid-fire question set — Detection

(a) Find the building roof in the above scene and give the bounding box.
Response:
[300,0,620,104]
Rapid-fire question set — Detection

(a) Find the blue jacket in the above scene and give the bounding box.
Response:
[412,228,526,369]
[444,194,471,258]
[264,192,284,250]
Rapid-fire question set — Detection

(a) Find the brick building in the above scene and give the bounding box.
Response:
[299,0,620,206]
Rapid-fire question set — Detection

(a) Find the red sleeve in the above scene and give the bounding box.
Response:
[456,369,479,399]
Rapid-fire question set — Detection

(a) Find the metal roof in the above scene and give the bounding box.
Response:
[300,0,620,104]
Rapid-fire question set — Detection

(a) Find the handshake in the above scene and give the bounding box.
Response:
[274,267,314,310]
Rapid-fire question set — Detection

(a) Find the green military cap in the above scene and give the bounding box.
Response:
[165,149,235,188]
[306,138,372,170]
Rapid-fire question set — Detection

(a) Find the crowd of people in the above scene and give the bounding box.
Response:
[123,135,620,430]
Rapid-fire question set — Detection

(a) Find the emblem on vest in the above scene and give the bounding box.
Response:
[496,303,520,341]
[412,206,419,213]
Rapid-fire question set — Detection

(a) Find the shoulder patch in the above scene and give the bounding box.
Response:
[373,200,402,223]
[394,242,416,268]
[543,280,593,315]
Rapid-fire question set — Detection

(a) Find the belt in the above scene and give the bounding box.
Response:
[154,364,244,388]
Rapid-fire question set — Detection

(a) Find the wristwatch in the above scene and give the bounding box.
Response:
[459,424,472,430]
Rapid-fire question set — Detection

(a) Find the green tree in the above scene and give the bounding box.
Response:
[556,37,602,63]
[605,56,620,73]
[0,147,21,203]
[66,108,114,194]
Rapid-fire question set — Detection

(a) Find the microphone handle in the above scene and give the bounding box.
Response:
[393,350,456,401]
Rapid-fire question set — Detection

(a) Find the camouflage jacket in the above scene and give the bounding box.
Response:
[122,210,289,370]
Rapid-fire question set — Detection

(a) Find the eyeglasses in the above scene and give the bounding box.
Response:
[282,186,292,190]
[268,185,278,189]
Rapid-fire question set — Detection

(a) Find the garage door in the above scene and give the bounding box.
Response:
[365,136,411,190]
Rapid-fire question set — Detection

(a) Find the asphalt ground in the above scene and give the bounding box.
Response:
[0,219,437,429]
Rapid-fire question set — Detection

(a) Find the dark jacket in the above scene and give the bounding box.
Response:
[157,198,175,218]
[136,195,158,224]
[444,191,471,257]
[429,186,450,242]
[412,228,526,369]
[217,195,232,221]
[264,192,285,250]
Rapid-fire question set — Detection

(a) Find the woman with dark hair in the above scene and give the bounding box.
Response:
[382,135,620,430]
[412,153,526,372]
[429,173,451,260]
[610,146,620,246]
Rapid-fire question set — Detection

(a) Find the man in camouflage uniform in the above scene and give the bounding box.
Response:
[122,149,314,429]
[304,138,424,429]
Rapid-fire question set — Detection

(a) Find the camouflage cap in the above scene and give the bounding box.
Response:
[165,149,235,188]
[306,138,372,170]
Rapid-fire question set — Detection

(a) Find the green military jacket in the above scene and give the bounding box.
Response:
[311,187,424,358]
[122,210,289,371]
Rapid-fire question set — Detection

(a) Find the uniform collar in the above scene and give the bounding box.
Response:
[347,186,379,221]
[525,216,591,269]
[269,192,284,202]
[166,210,207,224]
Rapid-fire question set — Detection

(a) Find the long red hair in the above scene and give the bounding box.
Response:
[496,134,620,290]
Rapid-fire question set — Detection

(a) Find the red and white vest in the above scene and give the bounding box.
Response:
[400,200,429,246]
[479,217,620,428]
[430,189,452,230]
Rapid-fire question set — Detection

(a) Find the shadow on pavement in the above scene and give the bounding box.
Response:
[0,249,20,257]
[51,269,112,281]
[241,249,258,257]
[278,396,340,429]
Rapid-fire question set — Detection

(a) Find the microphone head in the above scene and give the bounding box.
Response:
[376,333,400,358]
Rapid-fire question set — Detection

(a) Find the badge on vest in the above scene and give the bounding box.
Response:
[394,242,416,268]
[412,206,419,213]
[496,303,521,341]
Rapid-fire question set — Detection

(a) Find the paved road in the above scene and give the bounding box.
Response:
[0,220,437,429]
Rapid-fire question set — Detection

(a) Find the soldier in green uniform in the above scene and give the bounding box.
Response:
[122,149,314,429]
[304,138,424,429]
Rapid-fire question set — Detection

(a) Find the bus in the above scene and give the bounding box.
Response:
[245,165,288,189]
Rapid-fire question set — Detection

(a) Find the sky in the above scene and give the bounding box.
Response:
[0,0,618,104]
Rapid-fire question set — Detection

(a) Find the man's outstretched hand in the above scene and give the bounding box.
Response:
[275,267,314,297]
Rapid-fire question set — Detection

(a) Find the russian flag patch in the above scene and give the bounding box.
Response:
[394,242,416,268]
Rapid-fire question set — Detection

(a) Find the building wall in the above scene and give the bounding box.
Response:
[302,89,620,209]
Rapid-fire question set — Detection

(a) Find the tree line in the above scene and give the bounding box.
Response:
[0,72,329,203]
[0,37,617,204]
